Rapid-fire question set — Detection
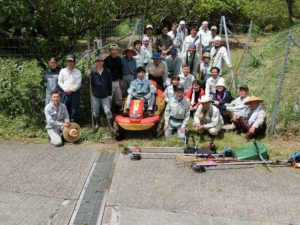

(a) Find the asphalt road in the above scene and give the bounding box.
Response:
[102,154,300,225]
[1,142,300,225]
[0,141,99,225]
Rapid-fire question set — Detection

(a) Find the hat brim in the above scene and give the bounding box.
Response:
[123,49,137,55]
[66,58,74,61]
[244,100,263,105]
[63,122,81,143]
[151,57,163,60]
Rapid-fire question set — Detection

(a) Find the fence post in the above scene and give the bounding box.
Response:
[87,40,95,131]
[240,20,253,86]
[269,29,292,135]
[219,17,223,36]
[222,16,236,91]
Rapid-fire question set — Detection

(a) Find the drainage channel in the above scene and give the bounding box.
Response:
[69,151,117,225]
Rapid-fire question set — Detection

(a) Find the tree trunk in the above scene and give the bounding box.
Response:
[285,0,294,24]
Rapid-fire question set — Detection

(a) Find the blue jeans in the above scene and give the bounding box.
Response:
[61,91,80,122]
[92,95,113,119]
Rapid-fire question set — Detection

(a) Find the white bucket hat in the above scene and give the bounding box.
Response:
[200,96,212,103]
[179,20,186,25]
[215,79,227,89]
[214,36,222,42]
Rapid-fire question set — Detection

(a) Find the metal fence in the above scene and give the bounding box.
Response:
[0,16,145,58]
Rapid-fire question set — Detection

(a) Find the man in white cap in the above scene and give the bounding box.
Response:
[232,96,266,140]
[193,95,224,136]
[45,90,70,147]
[181,27,200,57]
[197,21,212,53]
[181,43,200,76]
[58,54,82,122]
[143,24,154,52]
[177,20,188,50]
[209,26,218,47]
[205,67,226,99]
[142,36,152,65]
[210,36,232,75]
[164,84,190,139]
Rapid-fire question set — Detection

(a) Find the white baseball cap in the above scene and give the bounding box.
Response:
[200,96,212,103]
[214,36,222,42]
[146,24,153,29]
[179,20,186,25]
[202,21,208,25]
[143,36,150,42]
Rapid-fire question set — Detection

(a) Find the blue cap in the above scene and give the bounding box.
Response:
[151,53,163,60]
[170,48,178,55]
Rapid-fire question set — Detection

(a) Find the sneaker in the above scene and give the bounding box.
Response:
[222,123,236,130]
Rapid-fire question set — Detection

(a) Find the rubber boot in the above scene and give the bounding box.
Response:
[93,116,100,132]
[107,118,117,134]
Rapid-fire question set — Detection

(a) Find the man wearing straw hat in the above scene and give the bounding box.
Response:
[232,96,267,140]
[121,45,137,96]
[193,95,224,136]
[45,90,76,147]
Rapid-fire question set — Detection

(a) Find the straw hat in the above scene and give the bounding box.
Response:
[63,122,81,143]
[215,79,227,89]
[122,45,136,55]
[244,96,264,105]
[200,96,211,103]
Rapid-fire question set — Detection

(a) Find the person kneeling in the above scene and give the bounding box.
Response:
[232,96,266,140]
[164,84,190,139]
[45,90,71,147]
[126,66,156,117]
[193,96,224,136]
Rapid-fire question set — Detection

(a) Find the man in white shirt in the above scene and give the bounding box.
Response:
[210,36,232,75]
[181,27,201,57]
[197,21,212,53]
[205,66,225,99]
[168,23,181,52]
[58,54,82,122]
[142,36,152,66]
[133,40,148,68]
[177,20,188,51]
[179,64,195,93]
[143,24,154,53]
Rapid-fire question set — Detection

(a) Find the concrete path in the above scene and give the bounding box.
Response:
[102,154,300,225]
[0,142,99,225]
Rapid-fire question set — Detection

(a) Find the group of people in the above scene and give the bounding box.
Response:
[44,20,266,147]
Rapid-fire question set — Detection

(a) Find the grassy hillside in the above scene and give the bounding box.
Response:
[233,23,300,134]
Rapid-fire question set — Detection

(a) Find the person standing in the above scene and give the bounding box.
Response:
[133,40,148,68]
[210,36,232,75]
[209,26,218,49]
[199,52,211,89]
[205,67,226,99]
[181,27,200,57]
[165,48,181,77]
[121,46,137,96]
[146,53,168,90]
[155,26,173,56]
[44,90,70,147]
[104,44,123,113]
[143,24,155,53]
[142,36,152,66]
[197,21,212,53]
[177,20,188,51]
[90,56,115,132]
[168,23,181,52]
[58,54,82,122]
[44,56,61,105]
[164,84,190,139]
[181,43,200,76]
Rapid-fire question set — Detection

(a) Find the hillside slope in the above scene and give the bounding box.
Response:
[234,23,300,134]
